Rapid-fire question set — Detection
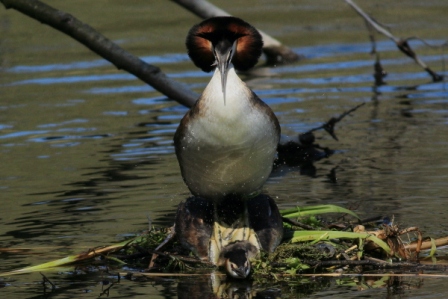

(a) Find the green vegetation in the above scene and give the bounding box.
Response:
[1,204,441,278]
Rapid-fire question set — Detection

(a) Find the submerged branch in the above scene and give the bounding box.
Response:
[172,0,301,65]
[345,0,444,82]
[306,102,366,141]
[0,0,198,107]
[305,258,448,271]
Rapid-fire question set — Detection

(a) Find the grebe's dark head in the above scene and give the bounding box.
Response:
[186,17,263,97]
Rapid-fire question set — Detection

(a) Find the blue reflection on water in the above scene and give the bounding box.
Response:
[7,54,190,73]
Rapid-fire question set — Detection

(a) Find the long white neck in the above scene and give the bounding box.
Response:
[200,66,252,119]
[175,63,279,199]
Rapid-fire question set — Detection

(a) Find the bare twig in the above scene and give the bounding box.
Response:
[149,249,211,265]
[121,271,218,277]
[122,271,448,278]
[306,103,366,141]
[345,0,444,82]
[40,272,56,294]
[399,227,422,256]
[0,0,199,107]
[406,236,448,252]
[172,0,301,65]
[149,225,176,268]
[282,217,316,231]
[276,103,364,166]
[305,258,448,271]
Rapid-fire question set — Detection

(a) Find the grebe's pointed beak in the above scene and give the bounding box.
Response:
[213,40,237,105]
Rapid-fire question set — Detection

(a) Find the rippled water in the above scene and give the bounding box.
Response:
[1,0,448,298]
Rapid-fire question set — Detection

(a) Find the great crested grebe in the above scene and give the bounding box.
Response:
[174,17,282,278]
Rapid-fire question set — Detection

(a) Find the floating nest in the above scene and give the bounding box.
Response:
[3,204,446,280]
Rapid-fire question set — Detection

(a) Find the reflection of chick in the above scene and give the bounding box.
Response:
[175,194,283,279]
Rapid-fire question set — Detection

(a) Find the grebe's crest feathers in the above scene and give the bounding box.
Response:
[186,16,263,72]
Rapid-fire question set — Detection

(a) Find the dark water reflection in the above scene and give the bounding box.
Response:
[1,0,448,298]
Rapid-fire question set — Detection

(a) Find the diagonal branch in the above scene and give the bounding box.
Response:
[1,0,199,107]
[345,0,444,82]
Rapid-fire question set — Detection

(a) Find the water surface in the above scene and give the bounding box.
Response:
[1,0,448,298]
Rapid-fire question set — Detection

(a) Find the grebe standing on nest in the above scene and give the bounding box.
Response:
[174,16,282,278]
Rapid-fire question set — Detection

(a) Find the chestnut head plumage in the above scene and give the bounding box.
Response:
[186,16,263,72]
